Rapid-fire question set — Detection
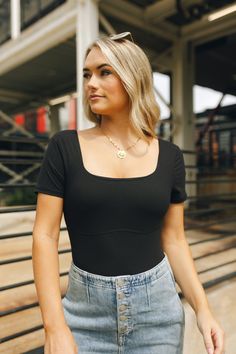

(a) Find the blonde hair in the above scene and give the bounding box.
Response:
[83,36,160,143]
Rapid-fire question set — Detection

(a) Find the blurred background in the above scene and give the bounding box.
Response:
[0,0,236,353]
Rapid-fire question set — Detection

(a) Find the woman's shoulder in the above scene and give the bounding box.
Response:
[159,137,181,154]
[49,128,100,152]
[50,129,76,142]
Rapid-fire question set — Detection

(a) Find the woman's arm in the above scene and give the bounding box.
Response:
[160,202,225,354]
[161,202,209,313]
[32,193,66,330]
[32,193,78,353]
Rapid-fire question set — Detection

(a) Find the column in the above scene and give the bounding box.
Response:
[10,0,21,40]
[172,39,196,204]
[49,105,61,137]
[76,0,99,130]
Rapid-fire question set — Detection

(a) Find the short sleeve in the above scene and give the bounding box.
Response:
[170,146,187,203]
[35,134,65,198]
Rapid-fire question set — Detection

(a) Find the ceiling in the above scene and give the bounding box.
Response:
[0,37,76,114]
[0,0,235,115]
[195,34,236,95]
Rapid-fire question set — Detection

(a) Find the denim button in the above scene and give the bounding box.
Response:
[119,304,127,311]
[120,326,128,333]
[120,315,128,321]
[117,279,125,286]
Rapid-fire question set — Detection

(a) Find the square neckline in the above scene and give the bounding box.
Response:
[73,130,161,181]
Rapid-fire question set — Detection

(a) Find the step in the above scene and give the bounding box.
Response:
[0,328,44,354]
[188,232,236,258]
[0,251,71,290]
[0,231,70,262]
[1,214,235,353]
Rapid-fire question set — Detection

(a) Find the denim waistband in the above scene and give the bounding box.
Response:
[69,252,170,289]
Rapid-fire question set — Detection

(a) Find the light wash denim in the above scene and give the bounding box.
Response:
[61,253,185,354]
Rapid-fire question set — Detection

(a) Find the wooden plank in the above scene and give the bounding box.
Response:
[0,231,70,261]
[194,248,236,273]
[0,273,69,314]
[190,234,236,258]
[185,229,226,243]
[198,262,236,284]
[1,307,42,339]
[0,329,44,354]
[0,253,72,288]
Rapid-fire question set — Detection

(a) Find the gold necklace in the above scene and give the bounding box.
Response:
[102,130,141,159]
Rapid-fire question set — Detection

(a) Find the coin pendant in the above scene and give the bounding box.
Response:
[117,150,126,159]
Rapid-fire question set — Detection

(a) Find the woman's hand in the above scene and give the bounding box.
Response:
[196,308,225,354]
[44,324,78,353]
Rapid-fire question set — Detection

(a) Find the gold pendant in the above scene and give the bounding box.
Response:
[117,150,126,159]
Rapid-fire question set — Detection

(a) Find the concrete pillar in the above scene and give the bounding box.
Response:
[49,105,61,137]
[172,39,196,204]
[76,0,99,130]
[10,0,21,40]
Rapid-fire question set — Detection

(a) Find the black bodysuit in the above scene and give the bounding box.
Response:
[35,130,187,276]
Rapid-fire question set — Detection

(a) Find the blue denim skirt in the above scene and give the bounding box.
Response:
[61,253,185,354]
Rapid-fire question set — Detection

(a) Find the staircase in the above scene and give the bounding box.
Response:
[0,203,235,354]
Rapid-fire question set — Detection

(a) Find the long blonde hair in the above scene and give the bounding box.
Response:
[83,35,160,143]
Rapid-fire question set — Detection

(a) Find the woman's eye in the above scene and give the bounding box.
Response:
[83,70,111,79]
[101,70,111,76]
[83,73,90,79]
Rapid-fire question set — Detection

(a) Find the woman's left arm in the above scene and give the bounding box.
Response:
[161,202,226,354]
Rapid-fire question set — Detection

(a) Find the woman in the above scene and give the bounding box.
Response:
[32,32,225,354]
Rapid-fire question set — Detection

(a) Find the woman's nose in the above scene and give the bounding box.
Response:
[87,74,99,88]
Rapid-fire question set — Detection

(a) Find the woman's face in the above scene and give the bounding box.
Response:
[83,46,130,116]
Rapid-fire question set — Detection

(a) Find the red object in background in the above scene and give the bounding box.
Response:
[37,107,46,133]
[15,114,25,125]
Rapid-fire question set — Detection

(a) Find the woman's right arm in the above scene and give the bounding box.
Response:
[32,192,78,353]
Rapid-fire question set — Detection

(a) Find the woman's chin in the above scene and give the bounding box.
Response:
[90,108,110,115]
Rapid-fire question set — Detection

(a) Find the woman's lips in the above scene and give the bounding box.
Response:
[89,95,104,101]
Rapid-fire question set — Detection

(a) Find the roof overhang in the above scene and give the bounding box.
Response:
[0,0,235,114]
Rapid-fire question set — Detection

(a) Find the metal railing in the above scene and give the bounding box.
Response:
[0,0,67,45]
